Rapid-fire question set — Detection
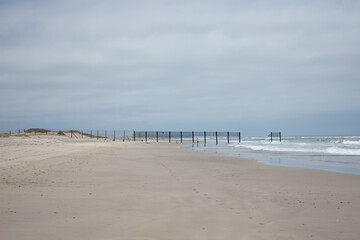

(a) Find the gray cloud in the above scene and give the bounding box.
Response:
[1,0,360,134]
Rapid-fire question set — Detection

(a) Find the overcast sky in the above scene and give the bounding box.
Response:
[1,0,360,135]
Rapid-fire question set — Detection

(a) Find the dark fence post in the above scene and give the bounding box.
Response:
[145,131,147,143]
[180,131,183,143]
[204,131,206,147]
[192,131,194,143]
[280,132,282,142]
[133,130,136,142]
[105,130,107,140]
[227,131,230,144]
[156,131,158,142]
[216,131,218,145]
[113,130,116,141]
[239,132,241,143]
[169,131,171,143]
[271,132,273,142]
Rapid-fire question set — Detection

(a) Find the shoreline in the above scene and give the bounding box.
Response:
[1,136,360,239]
[185,142,360,176]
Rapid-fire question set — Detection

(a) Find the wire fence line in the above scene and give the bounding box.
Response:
[133,131,241,146]
[0,129,134,141]
[0,128,241,145]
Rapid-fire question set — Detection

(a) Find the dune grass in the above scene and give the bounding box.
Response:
[65,130,98,138]
[57,131,66,136]
[25,128,51,133]
[0,133,10,138]
[15,134,30,137]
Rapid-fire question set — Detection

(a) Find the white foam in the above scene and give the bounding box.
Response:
[326,147,360,155]
[342,140,360,145]
[232,136,360,156]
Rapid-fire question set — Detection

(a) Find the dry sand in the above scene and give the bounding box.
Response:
[1,134,360,239]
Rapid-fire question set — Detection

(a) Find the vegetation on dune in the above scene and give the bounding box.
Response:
[15,134,30,137]
[66,130,82,134]
[25,128,51,133]
[65,130,98,138]
[1,128,104,138]
[57,131,66,136]
[5,128,103,139]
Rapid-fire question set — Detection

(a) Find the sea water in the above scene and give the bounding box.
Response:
[187,135,360,175]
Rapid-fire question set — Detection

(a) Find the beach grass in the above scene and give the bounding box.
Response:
[65,130,98,138]
[57,131,66,136]
[25,128,51,133]
[15,134,30,137]
[0,133,10,138]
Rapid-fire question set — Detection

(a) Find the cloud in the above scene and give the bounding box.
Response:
[1,0,360,133]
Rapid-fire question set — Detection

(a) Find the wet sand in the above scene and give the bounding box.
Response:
[1,135,360,239]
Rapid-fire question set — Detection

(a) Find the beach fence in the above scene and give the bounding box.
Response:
[0,128,59,136]
[133,131,241,146]
[0,129,135,141]
[68,129,135,141]
[268,132,282,142]
[0,129,242,146]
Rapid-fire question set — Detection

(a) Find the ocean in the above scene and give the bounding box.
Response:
[187,135,360,175]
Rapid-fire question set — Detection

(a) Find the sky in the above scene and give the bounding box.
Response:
[1,0,360,136]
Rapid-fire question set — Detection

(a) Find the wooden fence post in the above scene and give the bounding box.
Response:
[145,131,147,143]
[180,131,183,143]
[216,131,218,145]
[204,131,206,147]
[227,132,230,144]
[133,130,136,142]
[239,132,241,143]
[156,131,158,142]
[169,131,171,143]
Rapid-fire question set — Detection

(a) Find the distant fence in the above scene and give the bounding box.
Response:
[268,132,282,142]
[1,129,242,146]
[134,131,241,146]
[0,129,134,141]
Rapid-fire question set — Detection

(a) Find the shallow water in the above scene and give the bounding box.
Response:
[185,135,360,175]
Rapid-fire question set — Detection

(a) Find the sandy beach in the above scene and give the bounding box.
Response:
[1,135,360,240]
